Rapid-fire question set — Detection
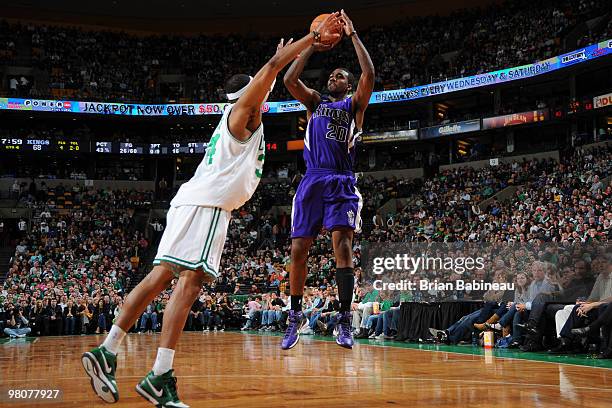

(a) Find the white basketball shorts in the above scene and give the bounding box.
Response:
[153,205,230,278]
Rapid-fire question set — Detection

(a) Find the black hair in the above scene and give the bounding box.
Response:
[225,74,251,102]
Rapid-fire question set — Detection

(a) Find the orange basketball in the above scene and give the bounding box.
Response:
[309,13,343,46]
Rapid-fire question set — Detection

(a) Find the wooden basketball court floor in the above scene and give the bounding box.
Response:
[1,331,611,408]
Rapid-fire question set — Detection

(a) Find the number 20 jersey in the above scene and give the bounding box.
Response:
[304,95,358,172]
[170,104,265,212]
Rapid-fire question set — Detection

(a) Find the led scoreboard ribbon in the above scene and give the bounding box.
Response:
[2,140,282,155]
[1,139,209,155]
[92,141,209,155]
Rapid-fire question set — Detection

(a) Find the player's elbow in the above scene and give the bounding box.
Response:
[361,70,375,90]
[283,71,297,86]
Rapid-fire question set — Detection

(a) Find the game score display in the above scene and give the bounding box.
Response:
[0,138,82,152]
[95,141,209,155]
[1,138,283,155]
[0,138,208,155]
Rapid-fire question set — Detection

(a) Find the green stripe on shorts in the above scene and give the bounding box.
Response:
[199,208,219,264]
[203,208,221,261]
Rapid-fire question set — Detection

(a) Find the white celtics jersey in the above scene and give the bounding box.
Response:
[171,104,265,212]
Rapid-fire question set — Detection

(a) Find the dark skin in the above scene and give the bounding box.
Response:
[111,13,343,351]
[228,13,343,139]
[283,10,375,299]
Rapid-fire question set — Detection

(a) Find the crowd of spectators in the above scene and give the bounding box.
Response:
[1,185,153,336]
[191,143,611,351]
[425,249,611,356]
[0,0,609,103]
[0,20,19,63]
[1,0,610,356]
[367,155,570,242]
[1,142,611,360]
[577,8,612,46]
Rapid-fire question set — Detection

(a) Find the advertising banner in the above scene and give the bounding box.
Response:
[482,109,549,130]
[593,92,612,109]
[420,119,481,139]
[361,129,419,143]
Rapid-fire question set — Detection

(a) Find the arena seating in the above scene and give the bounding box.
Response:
[0,0,609,103]
[2,142,610,354]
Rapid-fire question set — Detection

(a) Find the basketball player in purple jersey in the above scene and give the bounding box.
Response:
[281,10,374,350]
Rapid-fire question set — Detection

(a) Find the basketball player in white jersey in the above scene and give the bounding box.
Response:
[81,14,342,408]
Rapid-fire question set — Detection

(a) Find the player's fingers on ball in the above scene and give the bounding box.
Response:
[324,11,339,25]
[319,15,332,29]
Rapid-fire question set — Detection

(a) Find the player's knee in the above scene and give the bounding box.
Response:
[338,238,351,253]
[175,272,203,297]
[146,265,174,287]
[335,237,352,259]
[291,239,304,253]
[189,272,207,291]
[291,240,310,263]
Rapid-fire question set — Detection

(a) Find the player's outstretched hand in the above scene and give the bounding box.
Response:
[340,9,355,36]
[276,37,294,55]
[316,12,342,45]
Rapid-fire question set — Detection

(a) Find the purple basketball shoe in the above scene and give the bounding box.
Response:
[335,311,354,349]
[281,310,306,350]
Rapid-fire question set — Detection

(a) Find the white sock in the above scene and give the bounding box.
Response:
[101,325,127,355]
[153,347,175,376]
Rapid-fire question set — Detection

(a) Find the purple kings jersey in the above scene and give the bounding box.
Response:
[304,96,359,172]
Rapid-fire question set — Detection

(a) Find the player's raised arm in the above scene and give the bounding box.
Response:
[341,9,374,116]
[229,12,342,141]
[283,43,331,112]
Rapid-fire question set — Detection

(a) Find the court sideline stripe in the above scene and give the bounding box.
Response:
[2,373,612,393]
